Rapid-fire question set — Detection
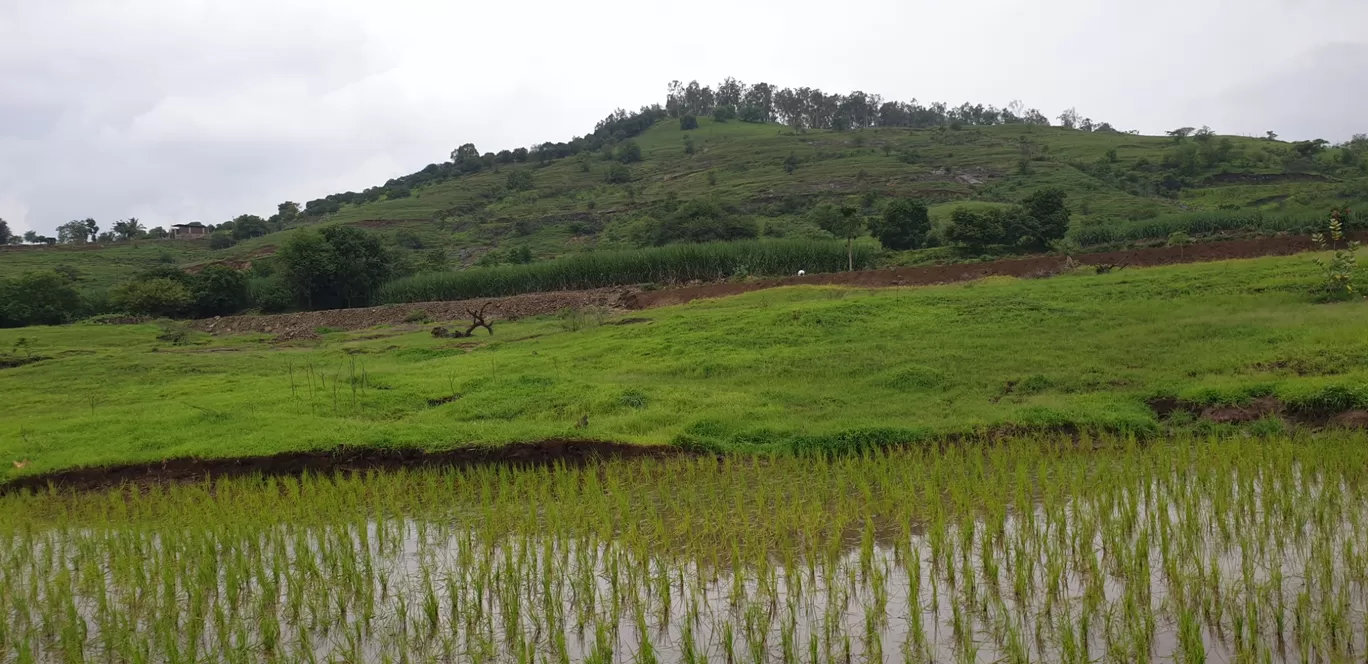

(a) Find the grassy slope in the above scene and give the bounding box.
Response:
[5,119,1364,287]
[2,252,1366,479]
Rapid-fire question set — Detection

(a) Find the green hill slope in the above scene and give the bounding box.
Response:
[4,108,1366,294]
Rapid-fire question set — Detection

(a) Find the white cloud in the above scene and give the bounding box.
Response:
[0,0,1364,235]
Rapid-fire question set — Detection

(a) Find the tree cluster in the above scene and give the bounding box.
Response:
[945,189,1072,252]
[665,78,1104,132]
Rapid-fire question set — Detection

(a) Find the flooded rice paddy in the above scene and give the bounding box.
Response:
[4,435,1368,662]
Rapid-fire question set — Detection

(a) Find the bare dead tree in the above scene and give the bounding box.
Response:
[463,302,495,337]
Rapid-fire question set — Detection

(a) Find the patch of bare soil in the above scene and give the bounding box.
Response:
[0,441,683,495]
[1148,396,1368,429]
[194,287,638,340]
[0,355,46,369]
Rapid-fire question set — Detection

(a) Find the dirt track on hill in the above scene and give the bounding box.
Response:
[194,232,1363,338]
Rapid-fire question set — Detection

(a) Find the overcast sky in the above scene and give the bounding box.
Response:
[2,0,1365,237]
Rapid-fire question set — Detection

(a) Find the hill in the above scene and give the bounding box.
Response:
[3,80,1366,307]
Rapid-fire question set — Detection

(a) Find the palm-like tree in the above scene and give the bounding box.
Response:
[113,217,145,241]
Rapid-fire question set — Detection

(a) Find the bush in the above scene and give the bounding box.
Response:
[0,271,84,327]
[191,265,249,317]
[277,226,392,309]
[945,207,1007,251]
[604,163,632,184]
[1071,209,1367,246]
[1018,188,1071,249]
[647,199,759,245]
[110,277,192,317]
[377,239,875,303]
[680,115,699,130]
[872,199,931,250]
[615,140,642,164]
[712,105,736,123]
[209,231,236,249]
[247,276,296,313]
[505,170,535,192]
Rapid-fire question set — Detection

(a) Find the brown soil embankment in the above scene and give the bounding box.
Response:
[0,440,678,495]
[194,287,638,340]
[625,233,1362,308]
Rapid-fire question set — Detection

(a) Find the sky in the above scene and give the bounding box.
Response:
[1,0,1365,237]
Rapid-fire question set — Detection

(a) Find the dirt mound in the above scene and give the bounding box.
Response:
[0,440,681,495]
[194,287,638,340]
[625,233,1358,309]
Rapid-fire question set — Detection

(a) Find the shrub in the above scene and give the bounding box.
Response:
[208,231,236,250]
[712,105,736,122]
[0,271,84,327]
[1311,208,1361,301]
[615,140,642,164]
[679,115,699,130]
[111,277,192,317]
[872,199,931,250]
[277,226,392,309]
[647,199,758,245]
[945,207,1007,251]
[604,163,632,184]
[191,265,249,317]
[505,170,535,192]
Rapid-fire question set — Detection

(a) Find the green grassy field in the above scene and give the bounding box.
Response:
[3,252,1366,480]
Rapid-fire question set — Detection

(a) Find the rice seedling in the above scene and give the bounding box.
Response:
[2,433,1368,661]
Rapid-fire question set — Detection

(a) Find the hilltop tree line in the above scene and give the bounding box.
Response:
[2,203,304,249]
[298,79,1115,219]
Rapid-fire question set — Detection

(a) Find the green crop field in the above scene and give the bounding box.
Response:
[4,252,1367,480]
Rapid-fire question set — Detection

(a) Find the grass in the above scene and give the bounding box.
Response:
[4,434,1368,660]
[377,238,874,303]
[2,252,1367,478]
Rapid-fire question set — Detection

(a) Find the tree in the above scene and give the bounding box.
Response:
[1167,231,1191,259]
[1018,188,1071,249]
[871,199,931,250]
[505,170,535,191]
[680,114,699,130]
[1057,108,1081,130]
[1293,139,1329,159]
[277,201,301,223]
[190,265,249,317]
[604,163,632,184]
[278,226,392,309]
[0,271,83,327]
[57,220,90,244]
[616,140,642,163]
[712,105,736,123]
[1167,127,1195,144]
[646,199,758,245]
[22,230,37,243]
[146,227,169,239]
[111,278,192,317]
[812,204,865,271]
[450,143,480,164]
[209,231,236,249]
[0,219,10,245]
[1265,130,1278,141]
[112,217,145,240]
[945,207,1007,252]
[230,214,269,241]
